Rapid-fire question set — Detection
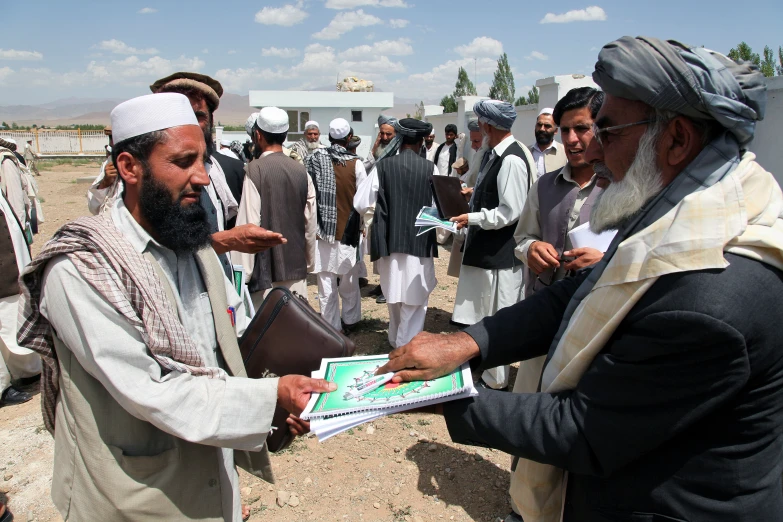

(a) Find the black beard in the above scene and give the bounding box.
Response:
[535,130,555,146]
[138,166,212,254]
[203,125,215,157]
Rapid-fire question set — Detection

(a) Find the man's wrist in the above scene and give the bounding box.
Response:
[211,230,232,255]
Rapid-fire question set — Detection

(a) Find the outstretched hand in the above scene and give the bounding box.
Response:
[212,224,287,255]
[277,375,337,416]
[376,331,480,383]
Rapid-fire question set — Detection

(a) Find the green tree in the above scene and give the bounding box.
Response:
[526,86,540,105]
[515,97,528,106]
[488,53,515,104]
[453,67,477,97]
[778,46,783,76]
[728,42,760,66]
[760,46,776,77]
[440,95,457,114]
[414,101,425,120]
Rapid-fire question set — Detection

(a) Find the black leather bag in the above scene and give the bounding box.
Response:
[430,176,469,219]
[239,287,356,452]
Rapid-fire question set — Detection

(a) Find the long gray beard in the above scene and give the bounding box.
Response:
[376,142,390,157]
[306,140,320,150]
[590,127,664,233]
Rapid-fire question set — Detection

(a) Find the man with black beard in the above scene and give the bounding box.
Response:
[529,107,567,176]
[150,72,271,275]
[20,93,334,521]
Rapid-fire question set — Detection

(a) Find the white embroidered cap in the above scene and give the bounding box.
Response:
[111,93,198,145]
[256,107,289,134]
[245,112,259,136]
[329,118,350,139]
[304,120,320,131]
[538,107,554,116]
[220,138,232,146]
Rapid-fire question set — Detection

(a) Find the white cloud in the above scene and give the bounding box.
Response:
[525,51,548,61]
[95,39,159,55]
[0,49,43,61]
[454,37,503,59]
[399,56,497,99]
[255,4,309,26]
[0,66,14,84]
[202,48,209,54]
[325,0,409,8]
[312,10,382,40]
[228,49,237,55]
[137,7,157,14]
[540,6,606,24]
[338,38,412,59]
[341,55,405,75]
[262,47,301,58]
[388,18,409,28]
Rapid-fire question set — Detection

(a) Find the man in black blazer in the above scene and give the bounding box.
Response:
[378,37,782,522]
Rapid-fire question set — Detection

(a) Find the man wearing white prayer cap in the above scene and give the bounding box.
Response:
[232,107,317,309]
[290,119,325,162]
[19,92,335,522]
[305,118,367,333]
[449,99,536,390]
[218,137,240,160]
[529,106,567,176]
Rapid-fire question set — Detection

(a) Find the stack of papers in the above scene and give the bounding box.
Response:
[301,355,477,441]
[415,207,458,236]
[567,222,617,252]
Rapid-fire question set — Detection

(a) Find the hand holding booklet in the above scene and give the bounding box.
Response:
[301,354,477,441]
[415,206,459,236]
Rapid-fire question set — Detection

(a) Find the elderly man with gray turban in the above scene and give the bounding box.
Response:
[449,99,537,391]
[377,36,783,522]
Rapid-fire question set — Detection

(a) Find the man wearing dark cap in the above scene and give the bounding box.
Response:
[355,118,439,348]
[379,37,783,522]
[150,72,278,278]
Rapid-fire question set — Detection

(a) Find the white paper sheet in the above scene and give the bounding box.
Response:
[568,222,617,252]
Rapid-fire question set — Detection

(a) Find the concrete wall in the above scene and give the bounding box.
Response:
[749,76,783,185]
[0,130,108,155]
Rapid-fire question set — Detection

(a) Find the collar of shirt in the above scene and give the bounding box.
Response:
[554,163,597,189]
[532,141,556,154]
[110,197,168,254]
[261,150,279,157]
[492,134,517,157]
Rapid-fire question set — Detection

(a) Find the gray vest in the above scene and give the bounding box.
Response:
[247,153,309,293]
[526,168,602,297]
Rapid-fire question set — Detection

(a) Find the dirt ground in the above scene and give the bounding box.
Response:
[0,162,518,522]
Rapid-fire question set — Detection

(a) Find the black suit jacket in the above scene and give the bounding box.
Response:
[212,153,245,229]
[446,253,783,521]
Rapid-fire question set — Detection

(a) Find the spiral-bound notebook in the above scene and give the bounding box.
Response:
[300,354,475,422]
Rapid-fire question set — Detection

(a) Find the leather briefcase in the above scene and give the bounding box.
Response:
[430,176,469,219]
[239,287,356,452]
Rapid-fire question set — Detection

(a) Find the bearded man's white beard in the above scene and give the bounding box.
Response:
[376,142,391,157]
[590,126,665,233]
[306,140,320,150]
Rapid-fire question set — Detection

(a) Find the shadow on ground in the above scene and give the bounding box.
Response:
[406,441,512,522]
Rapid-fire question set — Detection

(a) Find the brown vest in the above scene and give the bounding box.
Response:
[334,159,357,241]
[0,209,20,298]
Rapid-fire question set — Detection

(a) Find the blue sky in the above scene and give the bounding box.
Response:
[1,0,781,105]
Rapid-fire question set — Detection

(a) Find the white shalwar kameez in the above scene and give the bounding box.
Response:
[0,193,41,394]
[355,165,438,348]
[452,136,529,389]
[315,159,367,331]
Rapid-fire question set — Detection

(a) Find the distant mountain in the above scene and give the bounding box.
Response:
[0,91,442,127]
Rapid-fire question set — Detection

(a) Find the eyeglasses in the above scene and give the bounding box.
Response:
[592,119,655,147]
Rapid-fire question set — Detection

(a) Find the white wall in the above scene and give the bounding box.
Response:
[749,76,783,185]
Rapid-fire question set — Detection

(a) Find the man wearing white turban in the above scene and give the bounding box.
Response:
[290,120,325,162]
[377,36,783,522]
[449,100,537,390]
[218,138,240,160]
[19,93,334,521]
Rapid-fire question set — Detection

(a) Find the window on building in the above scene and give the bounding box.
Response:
[284,110,310,143]
[351,110,363,122]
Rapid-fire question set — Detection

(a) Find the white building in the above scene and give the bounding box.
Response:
[238,90,395,159]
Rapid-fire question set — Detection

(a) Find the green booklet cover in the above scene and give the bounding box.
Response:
[301,354,471,419]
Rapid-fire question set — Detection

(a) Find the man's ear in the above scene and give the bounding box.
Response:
[115,152,144,186]
[664,116,699,168]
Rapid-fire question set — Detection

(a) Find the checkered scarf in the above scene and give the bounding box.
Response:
[17,213,226,434]
[306,145,358,243]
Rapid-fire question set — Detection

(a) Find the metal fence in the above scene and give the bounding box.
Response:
[0,129,109,155]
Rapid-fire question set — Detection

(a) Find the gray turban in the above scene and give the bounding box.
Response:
[593,36,767,145]
[378,114,398,127]
[395,118,432,139]
[467,119,480,132]
[473,100,517,130]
